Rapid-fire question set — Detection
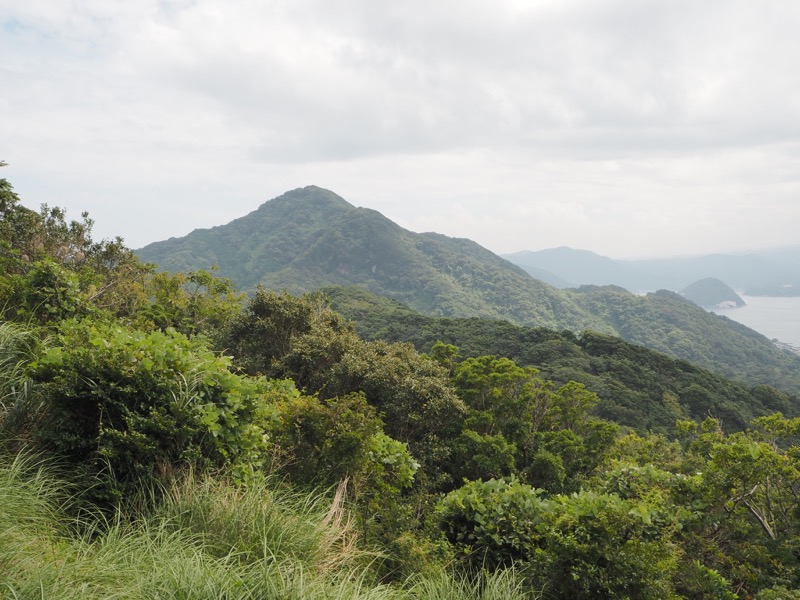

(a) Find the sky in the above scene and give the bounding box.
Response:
[2,0,799,259]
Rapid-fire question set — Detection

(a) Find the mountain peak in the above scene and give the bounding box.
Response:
[254,185,353,212]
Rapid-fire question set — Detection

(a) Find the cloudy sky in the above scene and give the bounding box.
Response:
[2,0,799,258]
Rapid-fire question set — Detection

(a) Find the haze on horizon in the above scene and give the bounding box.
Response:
[2,0,799,260]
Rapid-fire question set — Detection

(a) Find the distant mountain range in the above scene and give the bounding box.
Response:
[503,246,800,295]
[137,186,800,393]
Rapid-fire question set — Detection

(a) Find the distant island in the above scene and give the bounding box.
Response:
[681,277,745,309]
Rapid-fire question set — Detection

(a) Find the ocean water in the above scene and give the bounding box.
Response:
[711,295,800,348]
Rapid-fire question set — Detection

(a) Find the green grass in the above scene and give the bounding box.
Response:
[0,455,533,600]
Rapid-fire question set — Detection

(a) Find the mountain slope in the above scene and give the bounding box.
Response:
[138,186,604,331]
[323,285,797,433]
[567,285,800,393]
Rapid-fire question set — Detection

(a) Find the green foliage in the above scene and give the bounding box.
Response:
[137,268,244,341]
[676,561,738,599]
[330,289,799,434]
[449,429,518,483]
[28,320,280,503]
[0,321,43,449]
[267,391,383,487]
[0,322,39,411]
[225,289,465,479]
[1,456,529,599]
[365,431,419,493]
[322,340,465,454]
[436,478,547,570]
[448,352,617,491]
[437,478,680,599]
[0,198,151,324]
[225,287,352,377]
[7,259,86,323]
[0,461,385,599]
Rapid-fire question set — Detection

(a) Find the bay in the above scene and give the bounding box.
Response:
[710,295,800,348]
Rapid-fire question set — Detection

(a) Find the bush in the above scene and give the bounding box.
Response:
[30,320,281,506]
[437,478,681,598]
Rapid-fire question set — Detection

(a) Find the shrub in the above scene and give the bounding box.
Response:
[30,320,281,506]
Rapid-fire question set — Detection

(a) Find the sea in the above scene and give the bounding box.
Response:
[710,295,800,349]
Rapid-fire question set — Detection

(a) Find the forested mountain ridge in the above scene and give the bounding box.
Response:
[324,285,799,432]
[138,186,800,394]
[138,186,606,331]
[566,285,800,393]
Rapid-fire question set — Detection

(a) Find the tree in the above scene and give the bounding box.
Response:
[138,269,244,341]
[224,290,465,480]
[436,477,681,598]
[0,172,152,325]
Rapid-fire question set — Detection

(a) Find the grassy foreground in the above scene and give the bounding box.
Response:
[0,455,531,600]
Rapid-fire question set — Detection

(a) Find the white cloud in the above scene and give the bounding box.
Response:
[1,0,799,257]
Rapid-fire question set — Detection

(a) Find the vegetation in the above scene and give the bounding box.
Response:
[569,285,800,393]
[137,186,609,330]
[5,166,800,597]
[325,286,799,433]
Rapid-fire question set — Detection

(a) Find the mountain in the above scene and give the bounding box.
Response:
[503,246,800,295]
[681,278,745,308]
[137,186,800,394]
[137,186,605,331]
[503,247,653,290]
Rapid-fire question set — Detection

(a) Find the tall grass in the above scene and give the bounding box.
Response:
[0,455,534,599]
[150,474,370,574]
[0,321,43,447]
[0,322,38,405]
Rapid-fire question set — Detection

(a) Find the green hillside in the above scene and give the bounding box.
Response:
[138,186,604,331]
[324,286,798,432]
[10,166,800,599]
[567,285,800,393]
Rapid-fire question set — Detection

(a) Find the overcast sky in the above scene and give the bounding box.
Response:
[2,0,799,259]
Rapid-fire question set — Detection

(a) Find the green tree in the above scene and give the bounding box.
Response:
[224,290,464,480]
[0,170,151,325]
[138,269,244,341]
[436,477,681,598]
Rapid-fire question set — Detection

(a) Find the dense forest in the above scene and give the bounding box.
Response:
[322,286,797,434]
[5,167,800,598]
